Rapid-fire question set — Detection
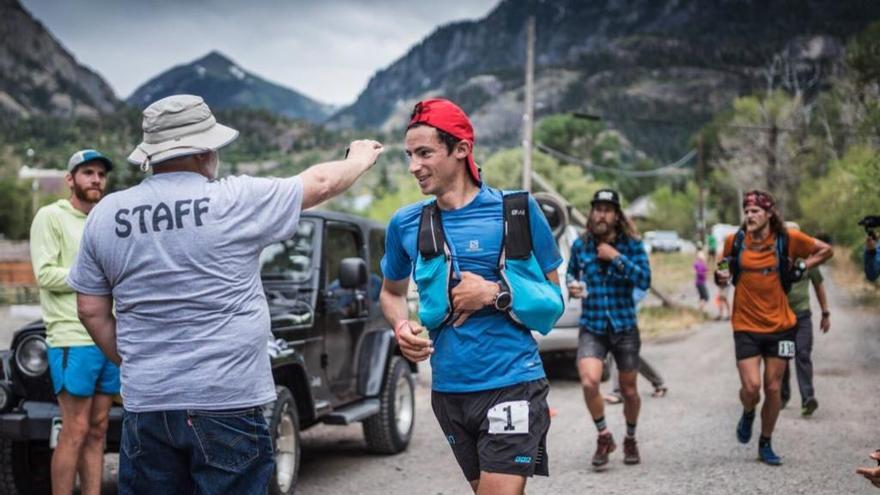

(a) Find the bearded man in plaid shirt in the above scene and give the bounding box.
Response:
[566,189,651,469]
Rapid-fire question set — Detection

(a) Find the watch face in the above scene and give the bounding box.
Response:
[496,292,512,310]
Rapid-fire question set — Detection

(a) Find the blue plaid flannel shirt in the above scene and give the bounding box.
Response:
[567,235,651,335]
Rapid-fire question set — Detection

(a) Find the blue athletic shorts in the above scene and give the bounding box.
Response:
[48,345,120,397]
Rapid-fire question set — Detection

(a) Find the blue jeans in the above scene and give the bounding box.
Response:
[119,407,274,495]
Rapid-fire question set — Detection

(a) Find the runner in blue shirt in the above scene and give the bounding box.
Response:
[380,98,562,494]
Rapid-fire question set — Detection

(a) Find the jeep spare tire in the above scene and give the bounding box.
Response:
[264,386,300,495]
[363,356,415,454]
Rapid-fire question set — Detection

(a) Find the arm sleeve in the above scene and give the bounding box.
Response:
[614,240,651,290]
[29,209,72,293]
[866,249,880,282]
[528,195,563,273]
[67,218,112,296]
[380,213,412,281]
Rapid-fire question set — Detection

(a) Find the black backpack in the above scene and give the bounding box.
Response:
[728,228,793,293]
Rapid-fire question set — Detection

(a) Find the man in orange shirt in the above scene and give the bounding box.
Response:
[715,190,832,465]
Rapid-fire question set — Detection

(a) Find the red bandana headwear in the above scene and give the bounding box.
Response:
[409,98,481,184]
[742,190,775,211]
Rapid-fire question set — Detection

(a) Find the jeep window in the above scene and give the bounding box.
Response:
[323,222,362,288]
[260,220,316,282]
[368,228,385,301]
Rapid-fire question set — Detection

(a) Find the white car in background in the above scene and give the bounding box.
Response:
[644,230,683,252]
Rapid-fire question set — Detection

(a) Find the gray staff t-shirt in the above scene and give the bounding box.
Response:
[68,171,304,412]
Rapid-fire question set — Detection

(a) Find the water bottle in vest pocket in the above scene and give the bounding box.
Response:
[414,253,453,331]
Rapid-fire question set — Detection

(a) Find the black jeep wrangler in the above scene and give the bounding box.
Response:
[0,210,417,495]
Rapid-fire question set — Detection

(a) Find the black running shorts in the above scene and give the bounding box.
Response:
[733,327,797,361]
[577,329,641,372]
[431,379,550,481]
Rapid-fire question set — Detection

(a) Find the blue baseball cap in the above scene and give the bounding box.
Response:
[67,149,113,173]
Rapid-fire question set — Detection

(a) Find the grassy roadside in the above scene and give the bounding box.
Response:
[827,246,880,306]
[640,251,709,338]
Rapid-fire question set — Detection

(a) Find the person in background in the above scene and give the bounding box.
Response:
[779,222,829,416]
[866,232,879,282]
[568,189,651,468]
[707,232,718,267]
[30,149,117,495]
[716,190,832,466]
[694,251,709,312]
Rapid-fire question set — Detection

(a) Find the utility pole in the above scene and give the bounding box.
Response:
[697,134,705,246]
[521,15,535,192]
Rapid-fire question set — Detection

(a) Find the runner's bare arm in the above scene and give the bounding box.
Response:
[380,278,433,362]
[76,293,121,365]
[299,139,383,209]
[814,281,830,333]
[804,237,833,270]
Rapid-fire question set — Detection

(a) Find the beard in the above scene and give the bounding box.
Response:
[589,220,612,237]
[72,183,103,204]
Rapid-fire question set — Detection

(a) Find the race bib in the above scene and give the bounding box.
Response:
[778,340,796,358]
[487,400,529,435]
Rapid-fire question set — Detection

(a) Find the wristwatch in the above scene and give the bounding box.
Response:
[821,310,830,318]
[493,282,512,312]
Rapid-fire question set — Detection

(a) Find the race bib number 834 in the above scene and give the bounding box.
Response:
[488,400,529,434]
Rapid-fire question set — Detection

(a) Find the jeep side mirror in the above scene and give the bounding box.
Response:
[339,258,367,289]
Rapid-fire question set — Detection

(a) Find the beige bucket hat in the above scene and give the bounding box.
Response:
[127,94,238,168]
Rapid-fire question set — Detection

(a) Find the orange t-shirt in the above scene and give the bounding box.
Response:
[722,228,816,333]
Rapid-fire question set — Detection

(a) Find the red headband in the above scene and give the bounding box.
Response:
[743,192,774,210]
[409,98,481,184]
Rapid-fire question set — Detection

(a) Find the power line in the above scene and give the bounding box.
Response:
[536,142,695,177]
[572,112,876,137]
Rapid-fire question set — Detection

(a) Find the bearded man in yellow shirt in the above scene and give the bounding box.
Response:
[29,149,117,495]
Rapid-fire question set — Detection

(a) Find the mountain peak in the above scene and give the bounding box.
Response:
[194,50,235,68]
[127,52,333,122]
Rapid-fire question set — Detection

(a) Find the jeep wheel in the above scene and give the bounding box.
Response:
[0,439,51,495]
[363,356,415,454]
[264,386,300,495]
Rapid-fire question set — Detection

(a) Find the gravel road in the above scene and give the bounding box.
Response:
[1,276,876,494]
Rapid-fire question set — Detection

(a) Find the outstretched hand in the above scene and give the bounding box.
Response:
[855,451,880,489]
[346,139,384,168]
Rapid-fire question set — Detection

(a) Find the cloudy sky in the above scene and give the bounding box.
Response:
[21,0,498,106]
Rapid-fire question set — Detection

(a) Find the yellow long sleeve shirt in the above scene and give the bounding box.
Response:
[29,199,94,347]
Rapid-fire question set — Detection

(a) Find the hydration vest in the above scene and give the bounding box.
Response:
[413,191,564,334]
[728,228,793,293]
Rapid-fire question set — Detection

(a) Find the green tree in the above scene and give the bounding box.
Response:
[481,147,607,214]
[643,183,699,240]
[0,179,34,240]
[798,145,880,247]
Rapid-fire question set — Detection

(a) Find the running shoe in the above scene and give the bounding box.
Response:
[623,436,640,465]
[758,442,782,466]
[736,412,755,444]
[801,397,819,416]
[592,432,616,468]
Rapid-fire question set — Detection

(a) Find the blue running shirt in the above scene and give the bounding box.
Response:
[382,185,562,393]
